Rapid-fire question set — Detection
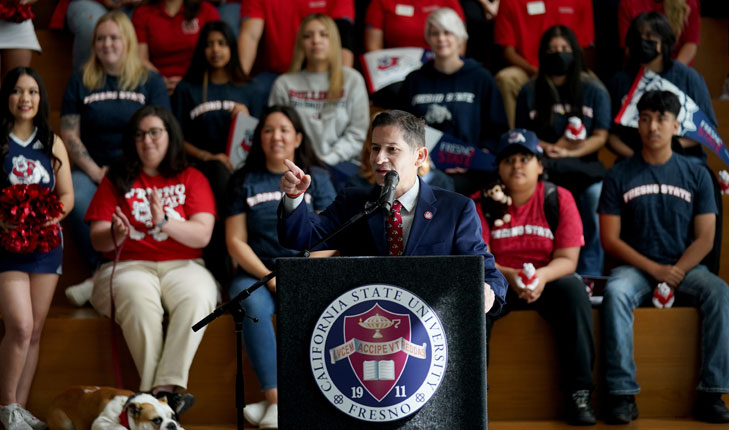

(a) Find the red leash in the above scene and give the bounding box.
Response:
[109,227,126,389]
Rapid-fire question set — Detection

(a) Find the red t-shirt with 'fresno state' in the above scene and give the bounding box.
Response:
[85,167,216,262]
[474,181,584,270]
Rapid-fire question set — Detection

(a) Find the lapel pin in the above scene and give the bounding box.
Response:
[424,211,433,220]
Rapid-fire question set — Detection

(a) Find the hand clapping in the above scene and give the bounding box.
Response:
[111,206,131,246]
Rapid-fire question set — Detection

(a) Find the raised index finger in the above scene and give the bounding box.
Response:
[284,159,304,180]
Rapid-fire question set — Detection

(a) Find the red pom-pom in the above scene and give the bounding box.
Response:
[0,184,63,253]
[0,0,34,23]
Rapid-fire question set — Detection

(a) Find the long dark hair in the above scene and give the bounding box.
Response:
[625,12,675,73]
[108,105,187,194]
[183,20,248,89]
[0,67,58,186]
[146,0,201,22]
[230,105,325,187]
[534,26,585,141]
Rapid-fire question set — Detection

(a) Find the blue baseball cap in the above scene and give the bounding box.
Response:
[495,129,543,162]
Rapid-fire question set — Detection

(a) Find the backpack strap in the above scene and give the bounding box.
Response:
[543,181,560,235]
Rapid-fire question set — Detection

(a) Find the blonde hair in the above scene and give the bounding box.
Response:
[288,14,343,103]
[663,0,690,40]
[82,11,148,91]
[425,8,468,44]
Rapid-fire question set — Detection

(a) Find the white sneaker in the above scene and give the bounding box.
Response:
[242,400,267,426]
[259,403,278,429]
[17,407,46,430]
[0,404,33,430]
[64,277,94,306]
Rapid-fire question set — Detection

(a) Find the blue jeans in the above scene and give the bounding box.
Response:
[230,273,277,391]
[603,265,729,394]
[576,181,603,276]
[217,2,241,37]
[67,169,101,270]
[66,0,135,70]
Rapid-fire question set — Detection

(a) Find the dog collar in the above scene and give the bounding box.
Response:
[119,410,130,429]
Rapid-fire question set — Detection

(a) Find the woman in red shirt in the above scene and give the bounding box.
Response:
[132,0,220,93]
[85,105,218,417]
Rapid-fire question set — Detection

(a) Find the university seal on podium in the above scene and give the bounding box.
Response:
[309,284,447,422]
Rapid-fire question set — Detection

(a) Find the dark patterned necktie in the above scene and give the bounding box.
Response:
[387,200,404,256]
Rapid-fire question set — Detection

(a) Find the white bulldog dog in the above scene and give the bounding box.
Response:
[47,387,183,430]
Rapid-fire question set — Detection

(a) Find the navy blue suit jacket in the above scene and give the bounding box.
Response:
[278,178,507,313]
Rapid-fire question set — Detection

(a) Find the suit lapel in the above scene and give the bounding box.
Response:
[368,209,388,256]
[404,178,437,255]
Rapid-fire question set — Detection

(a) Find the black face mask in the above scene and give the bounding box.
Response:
[632,38,660,63]
[541,51,574,76]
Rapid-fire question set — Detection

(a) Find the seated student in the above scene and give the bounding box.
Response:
[277,109,507,314]
[132,0,220,94]
[364,0,465,51]
[598,90,729,424]
[618,0,700,65]
[493,0,594,127]
[478,129,595,426]
[52,0,142,71]
[398,7,508,195]
[172,20,262,286]
[237,0,355,99]
[515,25,610,276]
[173,20,261,199]
[608,12,715,160]
[225,106,336,429]
[85,105,218,417]
[269,13,369,188]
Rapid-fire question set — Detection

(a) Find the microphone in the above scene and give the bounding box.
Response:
[379,170,399,212]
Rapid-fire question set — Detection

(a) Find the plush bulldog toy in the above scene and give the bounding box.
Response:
[652,282,675,308]
[47,386,182,430]
[516,263,539,291]
[719,170,729,195]
[564,117,586,141]
[480,182,512,228]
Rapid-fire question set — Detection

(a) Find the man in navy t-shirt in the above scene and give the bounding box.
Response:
[598,90,729,424]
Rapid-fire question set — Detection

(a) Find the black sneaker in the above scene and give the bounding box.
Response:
[566,390,596,426]
[155,391,196,418]
[605,394,638,425]
[694,392,729,423]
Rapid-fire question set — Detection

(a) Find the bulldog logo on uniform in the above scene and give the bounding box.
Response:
[310,284,447,422]
[9,155,50,185]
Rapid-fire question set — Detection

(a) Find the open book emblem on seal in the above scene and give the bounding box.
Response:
[341,304,418,401]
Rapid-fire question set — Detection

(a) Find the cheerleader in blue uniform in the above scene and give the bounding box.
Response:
[0,67,73,430]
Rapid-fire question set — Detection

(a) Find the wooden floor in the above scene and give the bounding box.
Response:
[184,419,729,429]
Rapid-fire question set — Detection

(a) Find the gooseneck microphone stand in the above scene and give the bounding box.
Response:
[192,176,397,430]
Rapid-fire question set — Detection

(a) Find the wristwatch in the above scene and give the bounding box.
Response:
[156,213,169,229]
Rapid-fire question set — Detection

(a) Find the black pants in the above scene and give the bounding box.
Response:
[486,274,595,392]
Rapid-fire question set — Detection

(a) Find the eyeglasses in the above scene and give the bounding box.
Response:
[134,127,166,142]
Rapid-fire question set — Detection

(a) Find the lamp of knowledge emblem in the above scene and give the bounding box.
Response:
[309,284,447,422]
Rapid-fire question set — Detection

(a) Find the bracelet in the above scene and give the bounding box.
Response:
[286,190,306,199]
[156,213,169,229]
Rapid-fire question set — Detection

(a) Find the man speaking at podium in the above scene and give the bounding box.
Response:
[277,110,506,314]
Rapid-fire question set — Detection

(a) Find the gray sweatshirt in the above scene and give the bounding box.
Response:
[269,66,369,165]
